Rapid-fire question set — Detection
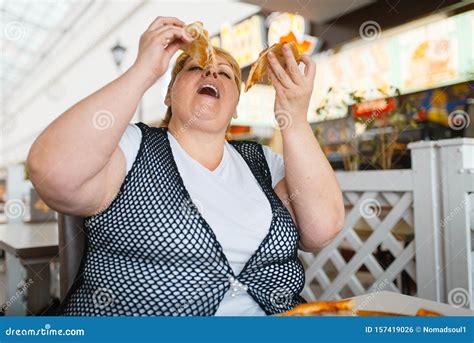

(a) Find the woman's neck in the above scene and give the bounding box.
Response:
[168,120,226,172]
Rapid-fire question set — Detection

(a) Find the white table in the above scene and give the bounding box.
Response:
[0,222,58,315]
[351,291,473,316]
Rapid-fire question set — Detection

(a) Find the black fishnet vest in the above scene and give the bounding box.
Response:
[57,123,306,316]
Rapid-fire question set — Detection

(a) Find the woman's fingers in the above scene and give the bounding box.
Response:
[153,25,192,46]
[268,67,283,94]
[165,40,186,56]
[267,51,293,89]
[283,44,304,85]
[147,16,185,31]
[300,54,316,80]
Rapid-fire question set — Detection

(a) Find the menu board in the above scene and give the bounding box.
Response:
[310,10,474,123]
[219,15,266,68]
[398,17,460,90]
[397,82,474,126]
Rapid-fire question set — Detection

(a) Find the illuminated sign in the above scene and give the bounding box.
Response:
[267,12,306,45]
[267,12,319,55]
[219,15,265,68]
[352,98,396,118]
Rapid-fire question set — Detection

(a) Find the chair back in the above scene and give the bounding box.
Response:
[57,214,86,301]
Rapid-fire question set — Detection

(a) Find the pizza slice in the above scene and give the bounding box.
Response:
[244,33,301,92]
[277,299,356,316]
[278,299,444,316]
[181,21,215,67]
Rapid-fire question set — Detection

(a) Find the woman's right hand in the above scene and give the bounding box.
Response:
[131,16,192,88]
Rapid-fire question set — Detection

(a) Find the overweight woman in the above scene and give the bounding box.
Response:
[27,16,344,316]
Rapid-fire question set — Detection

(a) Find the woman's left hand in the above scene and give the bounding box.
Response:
[267,44,316,129]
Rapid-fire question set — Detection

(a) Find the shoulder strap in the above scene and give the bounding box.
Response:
[228,140,273,190]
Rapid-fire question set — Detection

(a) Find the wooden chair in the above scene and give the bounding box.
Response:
[57,214,86,301]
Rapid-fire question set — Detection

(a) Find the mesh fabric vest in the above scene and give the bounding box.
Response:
[57,123,306,316]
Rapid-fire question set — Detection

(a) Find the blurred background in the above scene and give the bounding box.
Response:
[0,0,473,316]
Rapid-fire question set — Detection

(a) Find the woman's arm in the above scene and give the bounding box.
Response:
[27,16,191,216]
[275,124,345,252]
[27,66,148,216]
[268,45,344,252]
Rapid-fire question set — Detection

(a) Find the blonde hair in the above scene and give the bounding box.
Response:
[160,47,242,128]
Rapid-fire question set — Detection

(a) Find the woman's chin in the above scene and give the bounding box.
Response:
[194,111,220,120]
[190,102,222,119]
[191,97,220,113]
[186,112,230,132]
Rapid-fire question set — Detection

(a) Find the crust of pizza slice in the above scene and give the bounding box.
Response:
[415,308,442,316]
[244,41,300,92]
[357,310,405,316]
[277,299,355,316]
[181,21,215,67]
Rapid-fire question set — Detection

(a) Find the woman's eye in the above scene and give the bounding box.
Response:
[189,66,203,71]
[219,72,231,79]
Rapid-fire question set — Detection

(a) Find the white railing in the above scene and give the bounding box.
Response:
[300,138,474,310]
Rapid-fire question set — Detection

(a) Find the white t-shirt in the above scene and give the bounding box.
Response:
[118,124,286,316]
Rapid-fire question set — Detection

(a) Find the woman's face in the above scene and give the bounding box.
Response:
[165,55,240,134]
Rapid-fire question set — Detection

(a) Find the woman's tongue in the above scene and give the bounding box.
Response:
[198,86,219,99]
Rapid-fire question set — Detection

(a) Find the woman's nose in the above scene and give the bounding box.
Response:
[203,67,217,78]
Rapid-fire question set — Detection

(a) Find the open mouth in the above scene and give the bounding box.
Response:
[197,84,220,99]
